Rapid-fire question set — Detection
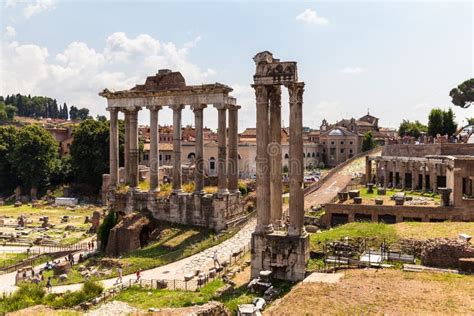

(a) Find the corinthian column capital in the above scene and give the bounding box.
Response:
[288,82,305,103]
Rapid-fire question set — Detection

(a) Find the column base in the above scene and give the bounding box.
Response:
[193,190,206,196]
[288,226,306,237]
[172,189,183,194]
[217,189,229,196]
[251,231,309,282]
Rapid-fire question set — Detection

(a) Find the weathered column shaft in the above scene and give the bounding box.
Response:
[228,105,240,193]
[124,112,130,184]
[422,164,427,192]
[288,82,305,236]
[193,104,206,193]
[431,164,438,193]
[366,156,372,184]
[128,108,139,188]
[172,105,184,193]
[400,163,406,189]
[383,161,388,188]
[108,107,119,188]
[269,86,282,223]
[411,163,416,191]
[149,106,161,192]
[216,105,228,194]
[254,85,272,233]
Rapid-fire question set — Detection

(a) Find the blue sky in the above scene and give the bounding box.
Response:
[1,0,473,130]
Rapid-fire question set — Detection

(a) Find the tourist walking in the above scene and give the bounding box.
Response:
[46,277,52,292]
[116,265,123,284]
[136,270,141,283]
[213,250,220,268]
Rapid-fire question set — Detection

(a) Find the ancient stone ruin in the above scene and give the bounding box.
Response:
[100,70,247,233]
[250,51,309,282]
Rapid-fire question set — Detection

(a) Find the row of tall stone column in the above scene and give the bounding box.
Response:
[107,104,240,195]
[254,82,305,236]
[367,158,441,193]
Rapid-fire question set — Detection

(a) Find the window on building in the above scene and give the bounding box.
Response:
[285,153,289,159]
[349,149,353,153]
[340,149,344,153]
[340,141,344,145]
[331,141,334,145]
[350,141,353,145]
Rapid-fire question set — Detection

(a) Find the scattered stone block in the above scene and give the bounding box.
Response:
[53,261,71,276]
[337,192,348,202]
[458,258,474,274]
[184,273,195,281]
[367,183,374,194]
[348,190,360,198]
[375,198,383,205]
[395,198,404,206]
[59,274,69,282]
[353,197,362,204]
[305,225,319,233]
[377,187,386,195]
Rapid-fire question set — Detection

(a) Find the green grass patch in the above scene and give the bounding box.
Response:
[358,188,440,201]
[113,278,294,313]
[0,281,103,313]
[310,222,397,251]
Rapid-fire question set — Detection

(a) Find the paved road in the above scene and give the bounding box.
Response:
[0,153,376,295]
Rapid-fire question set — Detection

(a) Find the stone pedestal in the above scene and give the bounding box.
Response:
[438,187,452,207]
[251,231,309,282]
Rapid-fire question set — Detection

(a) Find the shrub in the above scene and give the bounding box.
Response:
[97,211,117,251]
[182,182,195,193]
[238,180,248,196]
[0,283,46,313]
[46,280,103,308]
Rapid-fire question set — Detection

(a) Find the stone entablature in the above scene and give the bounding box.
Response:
[383,143,474,157]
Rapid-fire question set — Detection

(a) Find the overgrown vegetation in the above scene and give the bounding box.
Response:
[0,281,102,313]
[113,277,293,313]
[98,211,117,251]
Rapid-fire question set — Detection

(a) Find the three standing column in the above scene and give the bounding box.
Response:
[228,105,240,193]
[192,104,207,194]
[108,107,119,188]
[216,104,229,195]
[148,105,161,192]
[171,105,184,193]
[288,82,305,237]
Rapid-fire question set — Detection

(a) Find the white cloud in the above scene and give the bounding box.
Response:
[23,0,57,18]
[340,66,365,74]
[5,26,16,37]
[296,9,329,26]
[0,32,217,120]
[231,83,255,132]
[5,0,18,7]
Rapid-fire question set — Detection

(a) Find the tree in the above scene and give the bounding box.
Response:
[450,78,474,109]
[466,118,474,125]
[5,104,17,121]
[96,115,107,122]
[428,108,444,136]
[69,106,78,120]
[0,126,19,196]
[398,120,427,138]
[362,131,376,151]
[77,108,90,120]
[12,125,59,191]
[442,108,458,136]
